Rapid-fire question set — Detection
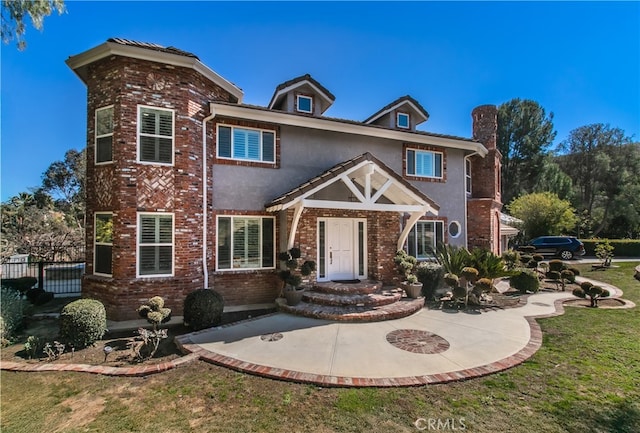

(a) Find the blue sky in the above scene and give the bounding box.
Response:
[2,1,639,201]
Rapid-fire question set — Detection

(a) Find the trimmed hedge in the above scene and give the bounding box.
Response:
[510,270,540,294]
[183,289,224,331]
[581,239,640,257]
[59,299,107,349]
[0,287,24,344]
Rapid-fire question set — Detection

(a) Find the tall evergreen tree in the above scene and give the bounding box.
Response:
[497,99,556,205]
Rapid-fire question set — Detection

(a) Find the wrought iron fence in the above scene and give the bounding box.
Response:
[1,245,85,297]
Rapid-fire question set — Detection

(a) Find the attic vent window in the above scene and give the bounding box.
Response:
[397,112,410,129]
[297,95,313,114]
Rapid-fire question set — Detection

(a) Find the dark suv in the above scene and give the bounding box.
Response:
[525,236,585,260]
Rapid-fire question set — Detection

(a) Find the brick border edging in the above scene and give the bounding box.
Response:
[175,283,633,387]
[3,282,633,383]
[0,353,200,376]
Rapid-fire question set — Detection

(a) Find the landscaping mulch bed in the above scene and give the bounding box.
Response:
[1,317,186,367]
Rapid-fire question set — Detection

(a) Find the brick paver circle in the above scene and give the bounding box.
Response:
[386,329,450,354]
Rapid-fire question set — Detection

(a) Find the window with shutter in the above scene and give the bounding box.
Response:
[138,213,173,277]
[95,106,114,164]
[217,125,276,163]
[138,106,174,164]
[216,216,275,270]
[406,148,443,179]
[94,213,113,275]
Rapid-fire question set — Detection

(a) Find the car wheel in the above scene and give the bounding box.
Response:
[560,250,573,260]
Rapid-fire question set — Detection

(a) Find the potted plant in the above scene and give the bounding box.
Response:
[394,250,423,298]
[278,247,316,306]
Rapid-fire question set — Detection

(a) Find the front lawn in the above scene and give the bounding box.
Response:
[1,262,639,433]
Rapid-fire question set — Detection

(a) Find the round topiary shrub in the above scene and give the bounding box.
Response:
[549,260,566,273]
[561,269,576,283]
[59,299,107,349]
[510,270,540,294]
[183,289,224,331]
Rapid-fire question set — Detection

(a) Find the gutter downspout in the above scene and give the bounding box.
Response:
[202,108,216,289]
[463,151,479,250]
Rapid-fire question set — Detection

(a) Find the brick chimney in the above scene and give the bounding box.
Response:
[467,105,503,254]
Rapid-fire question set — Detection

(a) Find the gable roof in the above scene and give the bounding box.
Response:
[265,152,439,214]
[66,38,244,103]
[364,95,430,125]
[268,74,336,113]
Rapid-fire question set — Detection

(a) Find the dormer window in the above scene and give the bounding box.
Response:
[296,94,313,114]
[397,112,410,129]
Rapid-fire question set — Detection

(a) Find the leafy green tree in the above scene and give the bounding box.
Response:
[497,98,557,205]
[41,148,85,229]
[556,125,638,236]
[533,157,573,200]
[1,0,65,50]
[507,192,578,240]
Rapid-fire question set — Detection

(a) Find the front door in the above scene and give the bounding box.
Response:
[327,218,354,280]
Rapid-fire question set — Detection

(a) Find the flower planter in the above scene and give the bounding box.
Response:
[284,287,305,306]
[402,282,423,298]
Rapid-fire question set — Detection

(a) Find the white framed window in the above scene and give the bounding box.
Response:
[216,216,275,270]
[466,159,472,194]
[94,212,113,276]
[397,112,410,129]
[138,106,174,165]
[406,148,443,179]
[407,220,444,259]
[95,106,114,164]
[217,125,275,163]
[296,95,313,114]
[138,213,174,277]
[449,221,462,239]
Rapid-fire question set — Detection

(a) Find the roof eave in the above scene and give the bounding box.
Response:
[66,41,244,102]
[210,102,487,156]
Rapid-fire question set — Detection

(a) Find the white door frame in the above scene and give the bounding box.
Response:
[317,217,367,282]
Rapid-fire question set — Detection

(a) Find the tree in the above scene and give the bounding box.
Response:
[41,148,85,229]
[507,192,578,240]
[556,125,638,237]
[1,0,65,50]
[533,157,573,200]
[497,99,556,205]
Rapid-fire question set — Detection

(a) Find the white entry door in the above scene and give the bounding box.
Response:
[327,218,355,281]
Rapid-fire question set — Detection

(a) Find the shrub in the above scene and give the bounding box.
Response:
[567,266,580,277]
[581,239,640,257]
[183,289,224,331]
[594,239,614,264]
[435,243,471,275]
[59,299,107,349]
[548,260,566,273]
[25,288,54,306]
[473,278,494,294]
[137,296,171,330]
[0,287,24,345]
[502,249,521,270]
[573,283,609,307]
[468,248,508,279]
[561,269,576,284]
[510,270,540,294]
[0,277,37,295]
[415,261,444,300]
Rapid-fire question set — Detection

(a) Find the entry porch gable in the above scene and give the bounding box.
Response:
[265,152,439,251]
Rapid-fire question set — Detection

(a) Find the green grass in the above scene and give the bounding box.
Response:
[1,262,639,432]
